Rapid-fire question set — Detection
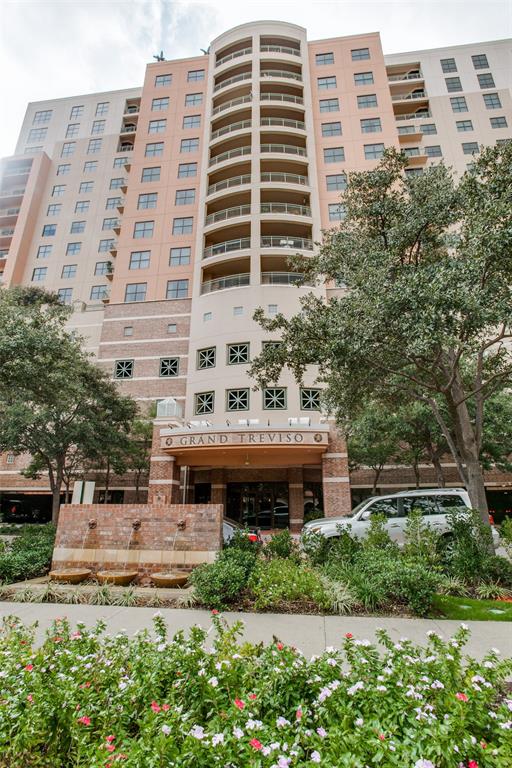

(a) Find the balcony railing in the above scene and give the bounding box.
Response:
[0,228,15,236]
[205,205,251,226]
[214,72,252,93]
[120,125,137,133]
[118,144,134,152]
[395,110,432,122]
[261,143,306,156]
[209,146,251,166]
[260,117,305,130]
[125,105,140,114]
[260,93,304,105]
[0,208,20,217]
[261,235,313,250]
[216,47,252,67]
[261,70,302,81]
[261,271,309,285]
[260,202,311,217]
[397,125,420,135]
[212,95,252,116]
[0,188,25,197]
[201,272,250,294]
[260,172,308,185]
[388,71,423,82]
[207,174,251,196]
[211,120,251,141]
[203,237,251,259]
[260,45,300,57]
[391,91,427,102]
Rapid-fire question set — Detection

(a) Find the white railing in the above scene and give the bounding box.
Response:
[391,91,427,102]
[260,172,308,185]
[214,72,252,93]
[120,125,137,133]
[261,235,313,250]
[209,146,251,166]
[201,273,250,294]
[260,202,311,216]
[203,237,251,259]
[260,45,300,57]
[395,110,432,122]
[0,208,20,217]
[211,120,251,141]
[207,174,251,195]
[261,69,302,81]
[0,228,15,236]
[261,143,306,156]
[260,117,305,130]
[216,47,252,67]
[212,95,252,115]
[261,271,309,285]
[205,205,251,226]
[388,71,423,82]
[397,125,419,135]
[260,93,304,105]
[0,188,25,197]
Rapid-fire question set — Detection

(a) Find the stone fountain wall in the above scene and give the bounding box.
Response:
[51,503,223,582]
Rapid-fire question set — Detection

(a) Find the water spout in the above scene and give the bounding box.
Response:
[88,518,97,530]
[132,519,141,531]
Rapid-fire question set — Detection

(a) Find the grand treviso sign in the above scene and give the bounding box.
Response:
[161,428,329,450]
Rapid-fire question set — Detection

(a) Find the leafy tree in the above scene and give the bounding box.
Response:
[395,400,449,488]
[125,412,154,502]
[250,144,512,524]
[347,403,399,491]
[0,288,138,523]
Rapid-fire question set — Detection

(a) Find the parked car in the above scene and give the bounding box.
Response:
[222,517,261,545]
[302,488,500,548]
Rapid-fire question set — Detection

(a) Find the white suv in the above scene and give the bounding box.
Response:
[303,488,500,547]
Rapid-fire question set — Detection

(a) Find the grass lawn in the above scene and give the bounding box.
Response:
[432,593,512,621]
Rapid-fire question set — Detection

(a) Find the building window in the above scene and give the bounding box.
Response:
[328,203,346,221]
[61,264,77,278]
[326,173,347,191]
[478,73,495,89]
[315,52,334,65]
[166,279,189,299]
[95,261,110,275]
[172,217,193,235]
[440,58,457,73]
[79,181,94,193]
[37,245,52,258]
[483,93,501,109]
[183,115,201,129]
[351,47,370,61]
[66,242,81,255]
[91,119,105,135]
[472,53,489,70]
[87,138,102,153]
[420,123,437,135]
[42,224,56,236]
[102,217,118,230]
[167,323,177,334]
[319,98,339,112]
[360,117,382,133]
[96,102,109,115]
[133,221,154,238]
[195,391,214,415]
[152,97,169,111]
[175,189,195,205]
[354,72,374,86]
[263,387,286,409]
[106,197,121,209]
[226,388,249,411]
[357,94,378,108]
[197,347,216,369]
[57,288,73,305]
[33,109,52,124]
[321,121,342,137]
[75,200,90,213]
[462,142,480,155]
[227,342,249,365]
[148,119,166,134]
[47,204,61,216]
[110,177,125,189]
[364,142,385,160]
[450,96,468,112]
[160,357,179,377]
[90,285,108,300]
[52,184,66,197]
[185,93,203,107]
[178,162,197,178]
[28,127,47,142]
[70,105,84,119]
[61,142,76,157]
[445,77,462,93]
[98,238,114,251]
[170,246,191,266]
[114,360,133,379]
[57,163,70,175]
[123,326,133,337]
[496,138,512,146]
[317,76,337,90]
[145,142,164,157]
[233,306,243,316]
[83,160,97,172]
[25,146,43,154]
[155,74,172,87]
[70,221,86,233]
[138,192,158,209]
[141,167,161,183]
[203,312,212,322]
[187,69,205,82]
[301,388,321,410]
[456,120,473,132]
[125,283,147,302]
[129,250,151,269]
[113,157,128,168]
[490,116,508,129]
[32,267,47,282]
[268,304,278,315]
[65,123,80,138]
[180,138,199,153]
[425,145,442,157]
[323,146,345,164]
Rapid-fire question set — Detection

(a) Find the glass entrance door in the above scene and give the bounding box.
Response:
[226,482,289,529]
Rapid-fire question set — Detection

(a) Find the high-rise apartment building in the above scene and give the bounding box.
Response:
[1,22,511,527]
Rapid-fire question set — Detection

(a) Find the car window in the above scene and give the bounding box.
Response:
[365,498,399,518]
[402,496,441,516]
[436,495,468,512]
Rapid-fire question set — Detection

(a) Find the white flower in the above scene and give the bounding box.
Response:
[500,721,512,730]
[190,725,205,740]
[326,658,337,667]
[347,681,364,696]
[317,686,332,703]
[208,676,218,687]
[233,726,243,739]
[246,718,262,731]
[431,680,444,690]
[376,685,387,692]
[460,623,468,630]
[505,699,512,712]
[316,727,327,738]
[153,611,163,618]
[311,751,321,764]
[157,643,166,652]
[483,660,494,669]
[277,717,290,728]
[212,733,224,746]
[161,725,171,736]
[414,760,436,768]
[118,681,127,690]
[491,648,501,655]
[355,718,364,727]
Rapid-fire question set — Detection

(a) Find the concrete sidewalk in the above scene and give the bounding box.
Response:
[0,601,510,658]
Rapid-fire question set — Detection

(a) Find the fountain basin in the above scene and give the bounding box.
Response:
[49,568,92,584]
[150,571,189,588]
[96,570,138,586]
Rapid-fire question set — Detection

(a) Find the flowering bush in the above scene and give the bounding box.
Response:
[0,615,510,767]
[0,524,55,584]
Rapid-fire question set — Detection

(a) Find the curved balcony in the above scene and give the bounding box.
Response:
[214,72,252,93]
[261,271,309,285]
[261,143,306,157]
[260,117,305,130]
[261,235,313,251]
[391,90,428,103]
[260,202,311,217]
[261,69,302,82]
[260,171,308,186]
[211,119,251,141]
[207,174,251,196]
[203,236,251,259]
[260,92,304,106]
[216,46,252,67]
[395,109,432,122]
[212,94,252,116]
[209,145,251,167]
[388,71,423,83]
[205,204,251,227]
[260,44,301,57]
[201,272,250,294]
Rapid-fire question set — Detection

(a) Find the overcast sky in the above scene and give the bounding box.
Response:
[0,0,510,157]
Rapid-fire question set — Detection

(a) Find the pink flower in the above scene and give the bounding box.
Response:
[468,762,479,768]
[150,701,161,713]
[211,609,219,615]
[234,698,245,710]
[24,664,33,672]
[106,735,115,743]
[345,633,353,639]
[378,733,386,741]
[455,692,469,702]
[250,738,262,750]
[27,694,33,703]
[296,708,303,720]
[77,716,91,726]
[248,693,257,700]
[105,745,115,753]
[277,642,284,650]
[162,703,170,711]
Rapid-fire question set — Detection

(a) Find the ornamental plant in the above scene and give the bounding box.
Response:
[0,615,510,767]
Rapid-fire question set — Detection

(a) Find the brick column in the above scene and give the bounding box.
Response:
[322,426,352,517]
[287,467,304,532]
[148,421,181,504]
[211,468,226,510]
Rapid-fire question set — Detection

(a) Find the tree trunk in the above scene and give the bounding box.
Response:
[413,462,420,488]
[432,453,446,488]
[371,467,382,493]
[50,463,64,526]
[104,459,110,503]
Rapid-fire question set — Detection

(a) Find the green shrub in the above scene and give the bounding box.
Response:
[263,529,299,561]
[443,508,494,583]
[482,555,512,587]
[225,526,262,553]
[190,547,257,610]
[301,525,360,567]
[0,524,55,584]
[249,557,329,611]
[361,513,397,552]
[403,508,440,565]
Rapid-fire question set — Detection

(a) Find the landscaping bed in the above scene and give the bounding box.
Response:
[0,524,55,583]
